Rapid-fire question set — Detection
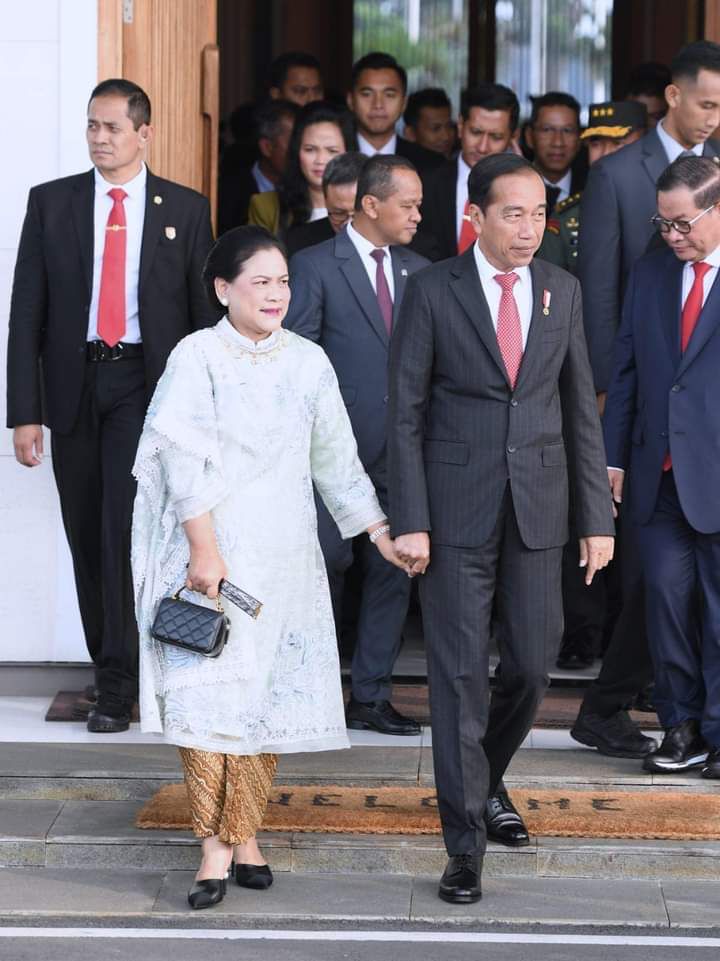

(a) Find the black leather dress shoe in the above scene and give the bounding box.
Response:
[556,645,594,670]
[485,792,530,847]
[345,698,421,736]
[86,707,131,733]
[571,709,657,759]
[188,877,226,910]
[438,855,481,904]
[701,746,720,779]
[234,862,273,889]
[642,719,708,773]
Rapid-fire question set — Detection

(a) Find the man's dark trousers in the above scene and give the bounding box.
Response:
[51,356,146,706]
[638,470,720,746]
[420,487,562,857]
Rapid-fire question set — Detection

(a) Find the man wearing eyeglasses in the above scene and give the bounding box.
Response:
[525,92,585,215]
[603,155,720,780]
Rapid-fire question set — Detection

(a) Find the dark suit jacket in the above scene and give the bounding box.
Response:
[416,157,458,262]
[285,216,334,257]
[603,247,720,533]
[284,226,430,487]
[387,250,614,549]
[217,164,259,234]
[6,168,217,434]
[577,129,720,391]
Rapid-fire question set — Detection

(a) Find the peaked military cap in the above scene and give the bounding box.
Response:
[580,100,648,140]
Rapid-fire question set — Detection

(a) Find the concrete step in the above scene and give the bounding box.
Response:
[1,796,718,881]
[0,867,718,930]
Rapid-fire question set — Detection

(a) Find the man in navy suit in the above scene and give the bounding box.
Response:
[604,155,720,779]
[285,155,430,735]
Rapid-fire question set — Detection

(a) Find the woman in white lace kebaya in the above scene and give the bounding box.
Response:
[132,227,403,908]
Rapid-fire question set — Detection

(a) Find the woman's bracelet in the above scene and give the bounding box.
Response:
[368,524,391,544]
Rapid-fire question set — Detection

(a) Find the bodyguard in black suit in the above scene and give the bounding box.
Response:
[418,84,520,262]
[347,52,443,177]
[285,156,429,736]
[388,155,614,902]
[6,80,216,732]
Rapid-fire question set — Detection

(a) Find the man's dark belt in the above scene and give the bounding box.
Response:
[86,341,144,362]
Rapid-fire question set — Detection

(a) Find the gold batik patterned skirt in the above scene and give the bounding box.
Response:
[178,748,278,844]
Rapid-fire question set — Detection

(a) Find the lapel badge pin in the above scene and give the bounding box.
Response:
[165,226,176,240]
[542,289,551,316]
[401,268,408,277]
[153,195,163,205]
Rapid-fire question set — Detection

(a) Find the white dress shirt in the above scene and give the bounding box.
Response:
[472,242,533,349]
[357,131,397,157]
[455,154,472,243]
[656,119,704,164]
[346,220,395,300]
[88,163,146,343]
[251,160,275,194]
[543,169,572,204]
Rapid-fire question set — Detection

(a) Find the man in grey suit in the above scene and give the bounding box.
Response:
[388,154,614,903]
[578,40,720,398]
[285,155,429,735]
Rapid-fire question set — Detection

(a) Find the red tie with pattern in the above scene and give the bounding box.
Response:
[97,187,128,347]
[370,248,393,335]
[458,199,476,254]
[494,271,524,389]
[663,260,712,471]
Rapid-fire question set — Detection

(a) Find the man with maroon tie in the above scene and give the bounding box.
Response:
[6,79,216,732]
[604,155,720,779]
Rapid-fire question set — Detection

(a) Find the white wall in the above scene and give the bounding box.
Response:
[0,0,97,661]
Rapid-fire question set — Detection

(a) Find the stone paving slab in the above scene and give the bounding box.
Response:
[277,747,421,784]
[663,880,720,927]
[0,800,64,868]
[153,871,413,920]
[536,836,720,882]
[410,875,668,926]
[0,866,163,916]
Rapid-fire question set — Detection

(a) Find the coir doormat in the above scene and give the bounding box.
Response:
[136,784,720,841]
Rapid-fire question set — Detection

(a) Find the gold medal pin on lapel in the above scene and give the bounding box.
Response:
[542,289,551,316]
[165,226,176,240]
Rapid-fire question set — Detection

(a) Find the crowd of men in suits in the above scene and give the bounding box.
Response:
[7,38,720,905]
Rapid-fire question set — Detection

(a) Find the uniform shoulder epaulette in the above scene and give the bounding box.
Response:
[555,192,581,214]
[546,219,560,234]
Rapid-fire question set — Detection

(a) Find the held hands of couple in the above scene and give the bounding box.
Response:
[393,532,431,577]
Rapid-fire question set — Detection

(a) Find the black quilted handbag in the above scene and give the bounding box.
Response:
[151,588,231,658]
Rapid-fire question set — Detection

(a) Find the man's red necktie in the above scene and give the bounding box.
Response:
[370,248,393,335]
[97,187,128,347]
[663,260,711,471]
[494,271,524,389]
[458,199,476,254]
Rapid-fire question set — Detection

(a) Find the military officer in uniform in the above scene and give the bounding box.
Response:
[537,101,648,275]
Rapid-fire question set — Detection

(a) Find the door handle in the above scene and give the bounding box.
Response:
[202,43,220,235]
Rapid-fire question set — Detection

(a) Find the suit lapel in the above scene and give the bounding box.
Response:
[390,246,409,326]
[336,229,389,348]
[702,139,720,162]
[139,170,164,292]
[449,248,509,383]
[677,265,720,376]
[71,170,95,297]
[641,129,670,190]
[441,159,459,254]
[657,254,683,366]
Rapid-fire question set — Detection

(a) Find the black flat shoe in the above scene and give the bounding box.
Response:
[571,709,657,759]
[701,746,720,779]
[234,862,273,889]
[187,877,226,910]
[642,719,708,773]
[345,698,421,736]
[438,854,481,904]
[485,792,530,847]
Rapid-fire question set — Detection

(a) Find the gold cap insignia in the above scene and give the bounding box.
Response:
[165,226,176,240]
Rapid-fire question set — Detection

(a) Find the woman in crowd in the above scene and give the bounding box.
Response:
[131,227,403,910]
[248,100,352,237]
